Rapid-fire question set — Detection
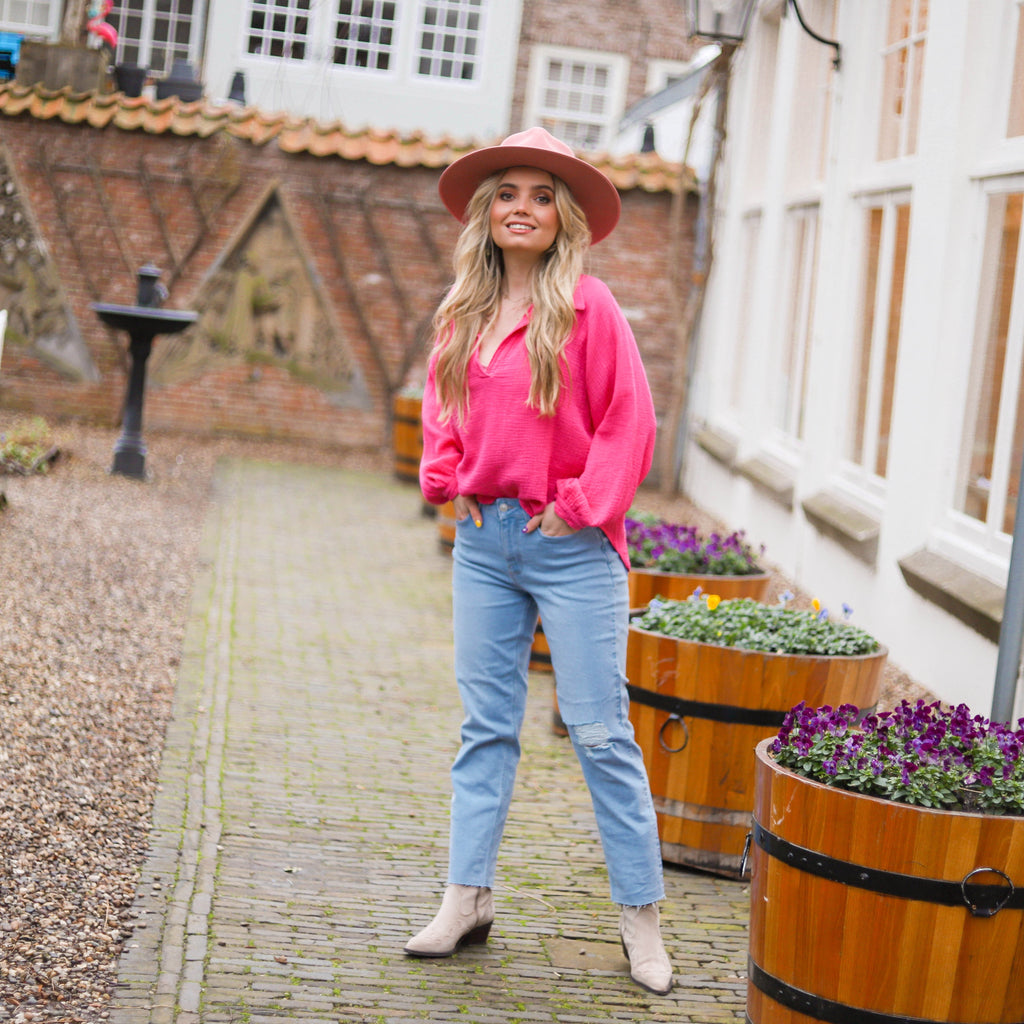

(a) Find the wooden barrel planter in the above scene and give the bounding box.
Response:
[625,627,886,878]
[530,617,553,673]
[392,392,423,484]
[748,737,1024,1024]
[628,568,771,609]
[437,500,456,551]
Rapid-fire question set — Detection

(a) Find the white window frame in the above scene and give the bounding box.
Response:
[0,0,58,35]
[244,0,312,64]
[645,58,689,94]
[877,0,928,162]
[413,0,485,83]
[525,44,629,152]
[728,210,763,413]
[331,0,399,74]
[111,0,206,75]
[839,190,911,503]
[770,203,819,446]
[933,175,1024,578]
[742,10,781,202]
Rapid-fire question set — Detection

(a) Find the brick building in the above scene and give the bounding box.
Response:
[0,86,695,453]
[0,0,701,456]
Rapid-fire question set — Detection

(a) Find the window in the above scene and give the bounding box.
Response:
[786,0,836,191]
[849,199,911,478]
[957,190,1024,538]
[247,0,311,61]
[730,212,762,409]
[0,0,55,33]
[743,10,780,198]
[333,0,396,71]
[109,0,202,75]
[877,0,928,161]
[415,0,483,81]
[528,46,627,151]
[1007,5,1024,138]
[774,206,819,439]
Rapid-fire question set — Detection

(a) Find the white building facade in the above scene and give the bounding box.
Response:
[3,0,523,137]
[202,0,523,134]
[685,0,1024,719]
[5,0,699,147]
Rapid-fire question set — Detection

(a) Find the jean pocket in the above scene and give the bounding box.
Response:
[538,526,591,542]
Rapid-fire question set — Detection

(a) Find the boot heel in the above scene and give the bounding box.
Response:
[462,920,492,947]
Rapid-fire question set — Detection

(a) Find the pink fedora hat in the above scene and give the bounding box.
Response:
[438,126,621,244]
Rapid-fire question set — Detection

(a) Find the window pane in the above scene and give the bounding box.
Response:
[904,40,925,156]
[959,194,1022,524]
[109,0,198,74]
[776,208,819,438]
[0,0,55,32]
[851,208,883,464]
[786,0,836,190]
[415,0,484,81]
[878,0,927,161]
[886,0,913,45]
[875,203,910,477]
[878,49,907,161]
[1008,9,1024,138]
[731,214,762,409]
[744,16,780,197]
[246,0,311,61]
[535,55,614,149]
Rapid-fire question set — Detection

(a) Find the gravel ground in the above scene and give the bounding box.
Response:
[0,415,934,1022]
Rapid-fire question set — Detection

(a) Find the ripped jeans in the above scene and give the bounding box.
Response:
[447,498,665,906]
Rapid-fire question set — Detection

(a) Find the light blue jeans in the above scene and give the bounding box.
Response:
[447,498,665,906]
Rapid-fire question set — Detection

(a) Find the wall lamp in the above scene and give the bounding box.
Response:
[687,0,841,69]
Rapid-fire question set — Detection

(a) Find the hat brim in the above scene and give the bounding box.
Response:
[438,144,621,244]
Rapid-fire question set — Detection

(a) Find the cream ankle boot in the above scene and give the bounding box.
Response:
[619,903,673,995]
[404,884,494,958]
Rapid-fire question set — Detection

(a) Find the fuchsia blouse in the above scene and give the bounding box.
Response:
[419,274,656,570]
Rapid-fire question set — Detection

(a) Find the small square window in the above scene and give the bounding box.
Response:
[415,0,485,82]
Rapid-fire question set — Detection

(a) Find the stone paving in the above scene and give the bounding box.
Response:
[109,458,750,1024]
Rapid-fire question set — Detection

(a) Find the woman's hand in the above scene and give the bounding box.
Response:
[454,494,483,528]
[523,502,577,537]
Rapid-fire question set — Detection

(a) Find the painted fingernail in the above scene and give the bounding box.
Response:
[474,519,482,528]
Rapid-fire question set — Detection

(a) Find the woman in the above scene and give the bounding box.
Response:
[407,127,672,997]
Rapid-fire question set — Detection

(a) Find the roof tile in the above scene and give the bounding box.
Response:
[0,82,692,194]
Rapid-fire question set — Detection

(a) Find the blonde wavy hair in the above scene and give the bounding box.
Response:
[432,169,591,422]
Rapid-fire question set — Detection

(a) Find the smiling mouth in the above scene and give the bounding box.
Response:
[505,223,534,233]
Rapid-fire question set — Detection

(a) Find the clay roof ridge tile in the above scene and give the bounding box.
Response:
[86,92,121,128]
[277,119,312,154]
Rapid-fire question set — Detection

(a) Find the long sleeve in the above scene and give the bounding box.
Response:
[418,351,462,506]
[554,280,656,533]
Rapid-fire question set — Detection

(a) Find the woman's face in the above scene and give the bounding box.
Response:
[488,167,560,258]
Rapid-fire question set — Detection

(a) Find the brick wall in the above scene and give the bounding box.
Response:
[510,0,697,131]
[0,113,696,455]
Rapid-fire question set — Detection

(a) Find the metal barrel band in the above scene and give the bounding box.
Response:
[747,957,991,1024]
[753,821,1024,916]
[624,684,791,728]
